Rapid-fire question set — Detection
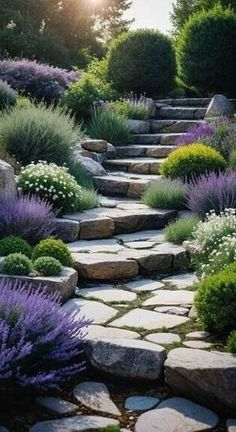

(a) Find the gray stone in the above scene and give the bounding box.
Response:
[124,279,165,292]
[183,340,212,349]
[106,143,117,158]
[146,98,157,117]
[135,397,219,432]
[36,397,78,415]
[109,308,189,331]
[125,396,160,412]
[227,419,236,432]
[185,331,211,340]
[125,241,157,249]
[62,299,118,325]
[205,94,234,118]
[154,306,189,316]
[0,428,9,432]
[75,155,107,177]
[165,348,236,414]
[78,286,137,303]
[162,273,199,289]
[68,239,123,254]
[81,139,108,153]
[29,416,119,432]
[54,218,80,243]
[145,332,181,346]
[127,119,150,134]
[143,290,194,307]
[73,381,121,416]
[84,325,140,340]
[0,160,16,199]
[115,230,165,243]
[84,338,166,380]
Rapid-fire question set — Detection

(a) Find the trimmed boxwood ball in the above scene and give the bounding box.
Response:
[161,143,226,181]
[32,238,73,267]
[195,270,236,333]
[176,6,236,95]
[2,253,33,276]
[107,29,176,95]
[0,235,33,258]
[34,256,62,276]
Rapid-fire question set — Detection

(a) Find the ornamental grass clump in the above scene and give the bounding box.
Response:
[107,99,149,120]
[0,195,55,244]
[18,162,82,213]
[0,280,89,390]
[0,80,17,111]
[165,216,200,245]
[143,179,186,210]
[186,172,236,218]
[161,143,226,181]
[88,108,132,146]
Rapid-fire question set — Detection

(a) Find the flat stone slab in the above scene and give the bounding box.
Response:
[165,348,236,414]
[143,290,195,307]
[73,381,121,416]
[145,332,181,346]
[84,325,140,340]
[29,416,119,431]
[109,308,189,331]
[106,157,164,175]
[84,338,166,380]
[36,397,78,415]
[67,239,124,254]
[115,230,165,243]
[125,396,160,412]
[54,218,80,243]
[62,299,118,325]
[185,331,211,340]
[162,273,199,289]
[227,419,236,432]
[124,241,157,249]
[135,397,219,432]
[124,279,165,292]
[154,306,189,316]
[183,340,213,349]
[77,286,137,303]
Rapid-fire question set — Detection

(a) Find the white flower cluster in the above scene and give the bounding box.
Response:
[200,235,236,278]
[18,161,82,212]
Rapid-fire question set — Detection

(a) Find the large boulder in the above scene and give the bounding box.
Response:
[127,120,150,134]
[165,348,236,415]
[74,155,107,177]
[0,160,16,199]
[81,139,108,154]
[205,94,234,119]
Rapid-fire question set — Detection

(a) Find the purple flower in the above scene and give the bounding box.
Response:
[177,123,215,146]
[0,280,90,390]
[0,59,77,103]
[186,171,236,218]
[0,195,55,244]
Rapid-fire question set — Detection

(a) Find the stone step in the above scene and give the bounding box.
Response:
[64,205,176,240]
[105,158,165,175]
[93,174,161,198]
[158,106,206,120]
[116,145,175,158]
[150,119,204,134]
[157,98,211,107]
[132,133,183,145]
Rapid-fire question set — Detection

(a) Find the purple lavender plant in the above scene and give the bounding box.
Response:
[177,123,215,146]
[0,59,77,103]
[186,171,236,218]
[0,195,55,244]
[0,280,89,390]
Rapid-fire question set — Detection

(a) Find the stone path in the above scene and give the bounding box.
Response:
[27,98,236,432]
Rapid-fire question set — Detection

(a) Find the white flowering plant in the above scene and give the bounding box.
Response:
[199,236,236,278]
[18,162,82,213]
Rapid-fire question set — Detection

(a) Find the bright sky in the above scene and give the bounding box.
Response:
[125,0,174,33]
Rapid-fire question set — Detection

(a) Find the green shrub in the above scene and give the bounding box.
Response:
[195,270,236,333]
[78,188,100,212]
[0,80,17,110]
[143,179,186,210]
[18,162,82,213]
[0,104,82,166]
[34,256,62,276]
[226,330,236,353]
[2,253,33,276]
[161,143,226,181]
[88,108,131,146]
[229,150,236,169]
[176,6,236,95]
[0,236,32,258]
[63,73,119,121]
[107,29,176,95]
[165,216,200,245]
[207,118,236,160]
[32,238,73,267]
[107,100,149,120]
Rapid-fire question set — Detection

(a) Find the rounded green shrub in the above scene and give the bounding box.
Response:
[176,6,236,95]
[226,330,236,353]
[34,256,62,276]
[161,143,226,181]
[0,80,17,110]
[143,179,186,210]
[195,271,236,333]
[2,253,33,276]
[0,236,32,258]
[32,238,73,267]
[107,29,176,95]
[0,104,82,166]
[165,215,200,245]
